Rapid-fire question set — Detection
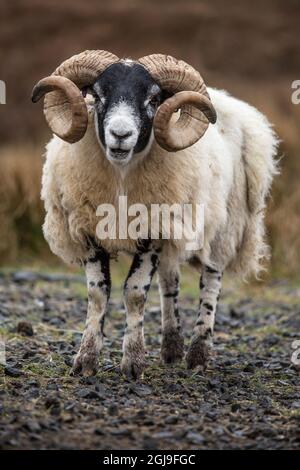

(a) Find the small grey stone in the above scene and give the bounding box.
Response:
[165,415,179,425]
[129,384,152,397]
[5,366,22,377]
[24,421,41,433]
[77,388,101,399]
[186,432,205,445]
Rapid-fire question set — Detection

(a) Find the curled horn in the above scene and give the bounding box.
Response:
[32,50,119,143]
[138,54,216,151]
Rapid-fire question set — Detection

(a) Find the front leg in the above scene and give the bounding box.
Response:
[186,265,222,370]
[121,241,160,380]
[158,255,184,364]
[71,248,111,376]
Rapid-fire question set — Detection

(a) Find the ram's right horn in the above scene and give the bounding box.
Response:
[31,50,119,143]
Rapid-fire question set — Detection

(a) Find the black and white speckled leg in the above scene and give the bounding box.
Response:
[186,265,222,370]
[71,248,111,377]
[158,257,184,364]
[121,241,160,380]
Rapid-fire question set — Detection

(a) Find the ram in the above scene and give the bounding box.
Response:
[32,50,278,379]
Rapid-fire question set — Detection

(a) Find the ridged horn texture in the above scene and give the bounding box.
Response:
[31,50,119,143]
[138,54,217,151]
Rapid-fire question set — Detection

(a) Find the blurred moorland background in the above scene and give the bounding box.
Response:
[0,0,299,277]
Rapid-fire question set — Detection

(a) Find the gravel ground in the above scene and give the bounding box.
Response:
[0,271,299,449]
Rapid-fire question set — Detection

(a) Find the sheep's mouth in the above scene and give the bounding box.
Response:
[106,147,132,165]
[108,148,130,160]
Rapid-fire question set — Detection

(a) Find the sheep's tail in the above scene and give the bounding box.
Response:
[231,110,280,279]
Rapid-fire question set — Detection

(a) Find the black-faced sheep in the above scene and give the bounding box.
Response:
[32,50,278,379]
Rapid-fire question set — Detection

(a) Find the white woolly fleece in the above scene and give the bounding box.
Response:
[41,88,278,278]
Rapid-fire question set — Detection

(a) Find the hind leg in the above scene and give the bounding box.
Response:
[186,265,222,370]
[158,254,184,364]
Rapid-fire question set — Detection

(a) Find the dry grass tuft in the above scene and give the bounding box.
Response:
[0,145,45,264]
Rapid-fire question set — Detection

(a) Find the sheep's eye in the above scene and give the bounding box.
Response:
[149,96,159,107]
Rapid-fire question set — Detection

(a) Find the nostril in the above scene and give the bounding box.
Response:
[111,130,133,140]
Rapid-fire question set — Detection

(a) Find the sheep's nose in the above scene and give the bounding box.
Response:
[110,129,133,140]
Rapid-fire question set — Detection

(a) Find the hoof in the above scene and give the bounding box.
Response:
[161,328,184,364]
[120,352,145,381]
[70,349,99,377]
[186,336,212,370]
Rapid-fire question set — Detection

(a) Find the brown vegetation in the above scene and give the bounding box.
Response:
[0,145,44,264]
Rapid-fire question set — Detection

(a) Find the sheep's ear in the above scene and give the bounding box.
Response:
[81,86,89,98]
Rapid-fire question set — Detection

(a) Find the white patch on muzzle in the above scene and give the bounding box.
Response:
[104,101,140,165]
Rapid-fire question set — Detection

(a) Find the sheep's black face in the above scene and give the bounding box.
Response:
[90,61,166,166]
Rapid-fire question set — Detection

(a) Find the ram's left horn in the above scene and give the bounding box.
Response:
[153,91,217,152]
[139,54,217,151]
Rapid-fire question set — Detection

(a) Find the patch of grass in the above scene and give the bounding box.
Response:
[23,355,69,379]
[0,327,25,342]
